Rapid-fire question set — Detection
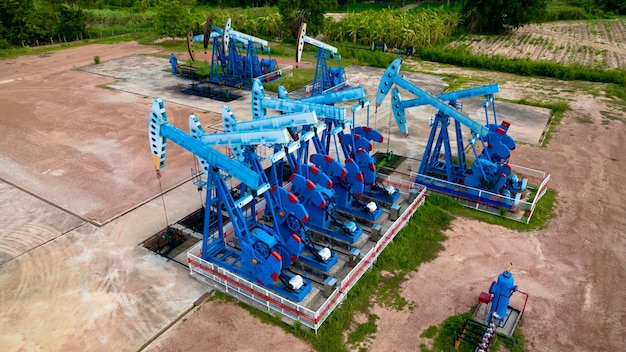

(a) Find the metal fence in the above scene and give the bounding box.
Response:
[187,183,427,332]
[409,164,551,223]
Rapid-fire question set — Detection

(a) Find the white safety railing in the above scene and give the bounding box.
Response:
[187,185,428,332]
[409,164,550,223]
[256,64,293,83]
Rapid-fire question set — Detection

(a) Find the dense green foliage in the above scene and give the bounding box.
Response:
[198,7,283,39]
[0,0,89,46]
[277,0,338,36]
[325,8,462,49]
[463,0,547,34]
[542,0,626,20]
[153,0,191,37]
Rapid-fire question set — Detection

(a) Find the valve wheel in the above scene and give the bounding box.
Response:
[253,241,270,259]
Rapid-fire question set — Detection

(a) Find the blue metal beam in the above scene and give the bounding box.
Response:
[376,58,490,138]
[396,84,499,110]
[149,97,266,192]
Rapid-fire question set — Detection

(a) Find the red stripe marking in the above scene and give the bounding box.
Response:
[288,193,298,203]
[272,251,282,261]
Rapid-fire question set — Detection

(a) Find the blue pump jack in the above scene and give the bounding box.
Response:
[188,17,280,88]
[488,264,518,327]
[149,97,311,302]
[296,22,346,96]
[221,104,363,246]
[283,152,364,244]
[376,58,527,208]
[339,126,400,205]
[249,78,383,222]
[240,145,339,273]
[218,106,340,272]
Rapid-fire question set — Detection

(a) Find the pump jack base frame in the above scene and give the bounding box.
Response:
[202,241,313,302]
[472,302,522,337]
[297,250,339,273]
[363,187,401,207]
[335,203,383,223]
[308,223,363,244]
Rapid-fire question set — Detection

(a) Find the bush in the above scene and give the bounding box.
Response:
[542,5,590,21]
[93,55,100,64]
[0,39,11,49]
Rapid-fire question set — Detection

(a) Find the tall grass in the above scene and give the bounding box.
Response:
[542,5,590,21]
[191,6,283,40]
[326,9,462,49]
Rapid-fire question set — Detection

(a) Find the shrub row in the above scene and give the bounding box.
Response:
[418,46,626,85]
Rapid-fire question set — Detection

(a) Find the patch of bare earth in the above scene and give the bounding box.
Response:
[449,19,626,69]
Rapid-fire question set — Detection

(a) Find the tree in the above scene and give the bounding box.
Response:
[0,0,35,44]
[277,0,337,37]
[463,0,546,34]
[596,0,626,15]
[58,4,87,41]
[154,0,192,38]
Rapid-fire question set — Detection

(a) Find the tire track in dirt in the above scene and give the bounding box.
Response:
[0,233,81,352]
[0,223,60,263]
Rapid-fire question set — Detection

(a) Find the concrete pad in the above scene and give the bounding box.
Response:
[79,55,252,131]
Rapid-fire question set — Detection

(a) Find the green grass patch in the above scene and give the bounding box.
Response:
[425,311,473,352]
[605,83,626,105]
[263,68,316,93]
[442,74,473,91]
[347,314,379,346]
[151,38,189,53]
[421,325,439,338]
[0,41,92,59]
[600,110,625,122]
[427,189,556,232]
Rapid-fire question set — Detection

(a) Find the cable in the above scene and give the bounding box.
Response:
[156,173,170,228]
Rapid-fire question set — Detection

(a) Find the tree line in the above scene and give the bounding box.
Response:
[1,0,624,49]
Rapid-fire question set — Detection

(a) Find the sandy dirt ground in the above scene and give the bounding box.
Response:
[1,40,625,352]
